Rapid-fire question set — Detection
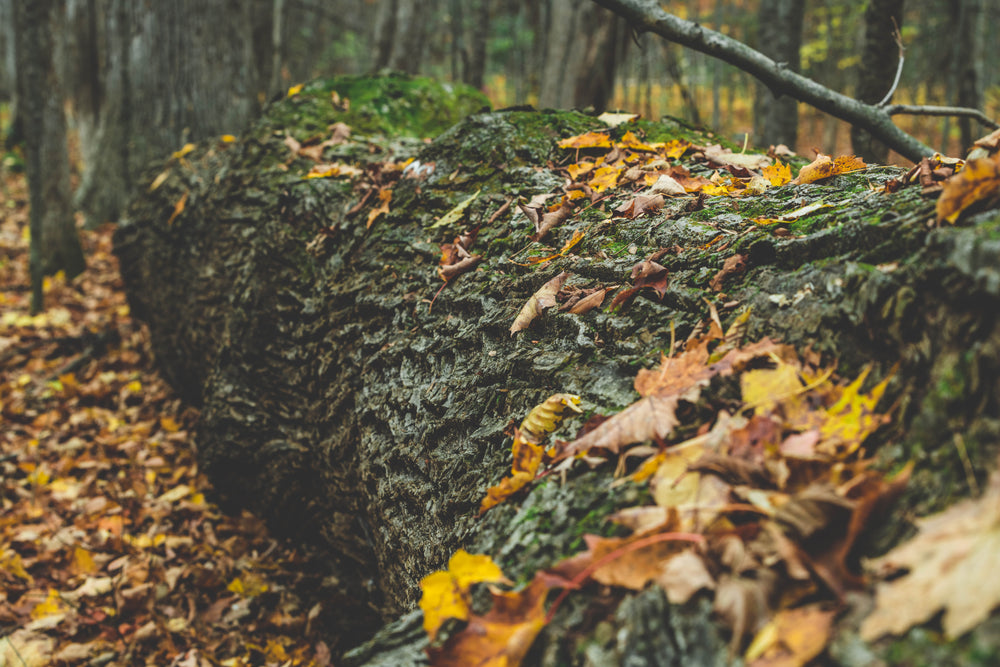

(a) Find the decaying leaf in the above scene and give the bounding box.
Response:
[367,187,392,228]
[510,272,569,335]
[520,393,582,442]
[710,253,748,292]
[745,604,836,667]
[861,463,1000,641]
[615,194,666,219]
[936,152,1000,224]
[166,191,189,227]
[481,394,582,513]
[430,189,482,229]
[702,144,772,171]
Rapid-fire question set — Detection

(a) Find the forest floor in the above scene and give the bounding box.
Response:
[0,170,333,664]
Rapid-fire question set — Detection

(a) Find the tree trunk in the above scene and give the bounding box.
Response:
[537,0,578,108]
[952,0,983,153]
[851,0,905,163]
[68,0,259,228]
[115,73,1000,663]
[752,0,804,149]
[0,0,15,102]
[14,0,86,312]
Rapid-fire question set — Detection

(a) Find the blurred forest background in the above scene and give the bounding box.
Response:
[0,0,995,295]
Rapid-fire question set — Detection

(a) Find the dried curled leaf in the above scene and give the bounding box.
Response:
[936,152,1000,224]
[510,272,569,335]
[796,154,866,184]
[520,393,582,442]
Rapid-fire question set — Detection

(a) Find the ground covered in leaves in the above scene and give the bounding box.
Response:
[1,171,334,666]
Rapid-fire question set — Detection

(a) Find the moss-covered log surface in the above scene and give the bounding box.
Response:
[114,74,1000,665]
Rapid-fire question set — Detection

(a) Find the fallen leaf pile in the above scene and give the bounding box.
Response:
[424,312,914,665]
[1,171,331,664]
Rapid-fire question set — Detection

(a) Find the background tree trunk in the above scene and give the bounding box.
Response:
[67,0,259,227]
[851,0,905,163]
[752,0,805,149]
[14,0,85,312]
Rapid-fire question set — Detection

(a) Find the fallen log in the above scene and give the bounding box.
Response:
[115,73,1000,664]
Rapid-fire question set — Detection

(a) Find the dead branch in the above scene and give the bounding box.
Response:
[883,105,999,130]
[592,0,936,162]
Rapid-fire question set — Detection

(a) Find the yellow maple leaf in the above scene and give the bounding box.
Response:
[558,131,612,150]
[427,574,549,667]
[816,365,892,456]
[588,164,621,192]
[31,588,68,620]
[419,549,507,639]
[762,161,793,187]
[567,160,596,180]
[619,130,655,152]
[663,139,690,160]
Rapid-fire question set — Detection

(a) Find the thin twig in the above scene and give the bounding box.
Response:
[883,105,999,130]
[876,19,905,107]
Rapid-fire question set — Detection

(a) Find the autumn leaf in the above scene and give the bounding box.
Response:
[796,154,866,184]
[481,395,582,512]
[520,393,582,442]
[745,604,836,667]
[762,161,793,187]
[431,189,482,229]
[419,549,507,639]
[367,187,392,228]
[305,162,363,179]
[172,143,196,160]
[427,574,550,667]
[861,463,1000,641]
[167,191,189,227]
[510,272,569,335]
[702,144,772,171]
[663,139,691,160]
[558,131,612,150]
[615,194,665,219]
[587,164,621,192]
[935,152,1000,224]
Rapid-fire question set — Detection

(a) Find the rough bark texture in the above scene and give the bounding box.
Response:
[115,74,1000,664]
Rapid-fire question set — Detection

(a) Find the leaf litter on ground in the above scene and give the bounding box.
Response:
[0,169,333,665]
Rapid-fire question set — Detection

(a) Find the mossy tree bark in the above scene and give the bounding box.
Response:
[115,75,1000,663]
